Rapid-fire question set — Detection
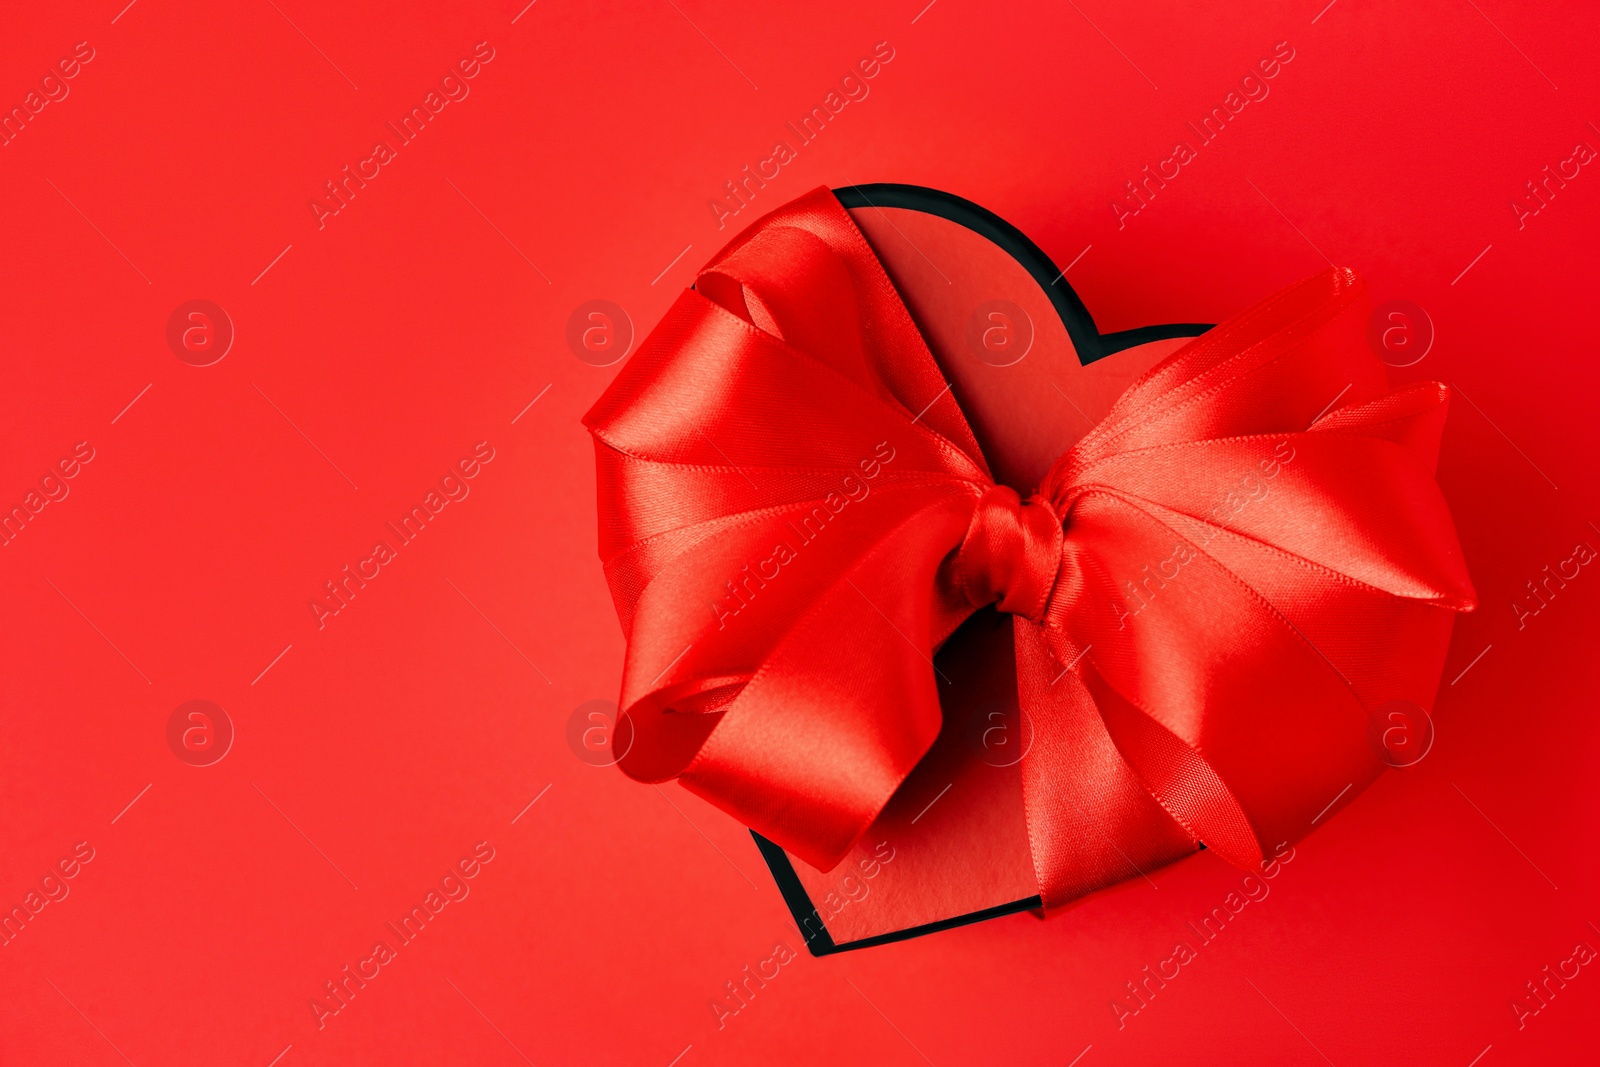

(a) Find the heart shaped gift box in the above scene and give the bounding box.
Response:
[585,184,1473,955]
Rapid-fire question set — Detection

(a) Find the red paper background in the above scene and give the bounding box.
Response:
[3,1,1597,1064]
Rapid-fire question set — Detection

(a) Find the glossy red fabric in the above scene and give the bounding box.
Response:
[583,187,1476,908]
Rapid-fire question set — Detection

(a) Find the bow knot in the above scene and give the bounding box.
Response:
[585,186,1476,909]
[953,484,1063,621]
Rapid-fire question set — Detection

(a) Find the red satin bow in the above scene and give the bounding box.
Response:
[584,187,1476,908]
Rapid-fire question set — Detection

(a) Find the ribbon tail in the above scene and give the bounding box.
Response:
[1014,618,1197,908]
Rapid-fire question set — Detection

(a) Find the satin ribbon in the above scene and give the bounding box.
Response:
[584,187,1476,907]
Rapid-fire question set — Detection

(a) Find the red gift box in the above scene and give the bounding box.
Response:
[589,181,1475,953]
